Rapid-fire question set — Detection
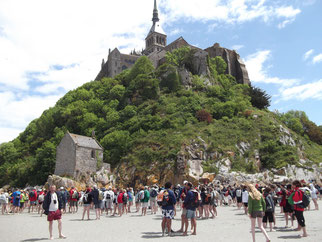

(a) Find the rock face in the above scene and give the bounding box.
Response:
[191,50,210,76]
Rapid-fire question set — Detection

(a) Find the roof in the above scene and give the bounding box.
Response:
[68,133,103,150]
[148,22,166,36]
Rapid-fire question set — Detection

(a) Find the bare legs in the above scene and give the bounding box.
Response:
[250,217,270,242]
[49,219,65,240]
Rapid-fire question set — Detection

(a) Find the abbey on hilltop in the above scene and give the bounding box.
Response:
[95,0,250,85]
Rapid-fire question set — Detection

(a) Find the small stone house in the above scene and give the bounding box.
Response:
[54,132,104,178]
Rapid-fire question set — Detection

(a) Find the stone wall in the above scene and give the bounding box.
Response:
[54,134,76,177]
[74,147,100,176]
[205,43,250,85]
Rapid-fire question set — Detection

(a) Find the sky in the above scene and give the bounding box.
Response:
[0,0,322,144]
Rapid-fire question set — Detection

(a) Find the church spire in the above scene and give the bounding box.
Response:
[152,0,159,24]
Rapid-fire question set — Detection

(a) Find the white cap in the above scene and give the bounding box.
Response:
[183,180,188,185]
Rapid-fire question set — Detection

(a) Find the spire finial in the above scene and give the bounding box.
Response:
[152,0,159,24]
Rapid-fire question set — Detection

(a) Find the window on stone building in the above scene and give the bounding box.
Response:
[91,149,96,159]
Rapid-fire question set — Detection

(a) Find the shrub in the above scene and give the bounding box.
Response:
[196,109,212,124]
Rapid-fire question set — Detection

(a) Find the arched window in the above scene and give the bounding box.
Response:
[91,150,96,159]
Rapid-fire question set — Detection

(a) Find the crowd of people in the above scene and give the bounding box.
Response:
[0,179,321,241]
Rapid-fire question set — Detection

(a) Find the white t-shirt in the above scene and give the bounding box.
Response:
[49,192,59,212]
[242,190,249,203]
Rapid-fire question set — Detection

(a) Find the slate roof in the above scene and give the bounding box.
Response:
[68,133,103,150]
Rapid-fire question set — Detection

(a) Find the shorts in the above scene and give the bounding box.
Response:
[243,203,248,207]
[142,202,148,208]
[237,197,242,203]
[263,211,274,223]
[186,209,196,219]
[69,200,77,207]
[38,201,43,205]
[251,211,263,218]
[283,204,293,213]
[162,209,175,219]
[47,210,62,221]
[182,208,187,216]
[105,200,113,209]
[20,202,25,208]
[83,204,91,207]
[150,198,156,207]
[94,203,100,209]
[30,201,37,205]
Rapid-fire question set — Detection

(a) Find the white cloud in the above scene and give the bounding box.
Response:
[0,91,62,142]
[245,50,299,87]
[303,49,314,60]
[231,44,244,51]
[168,28,183,36]
[0,127,22,144]
[275,6,301,28]
[312,54,322,64]
[280,79,322,101]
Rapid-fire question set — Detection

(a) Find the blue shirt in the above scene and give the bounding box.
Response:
[161,189,176,210]
[184,190,196,211]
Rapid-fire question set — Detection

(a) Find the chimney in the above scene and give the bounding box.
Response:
[91,130,96,138]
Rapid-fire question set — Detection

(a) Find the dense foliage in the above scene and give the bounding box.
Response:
[0,47,321,187]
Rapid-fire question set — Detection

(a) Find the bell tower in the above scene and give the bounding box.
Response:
[144,0,167,55]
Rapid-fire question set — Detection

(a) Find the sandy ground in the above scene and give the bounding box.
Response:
[0,201,321,242]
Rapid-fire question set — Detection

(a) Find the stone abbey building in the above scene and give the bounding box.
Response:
[95,0,250,85]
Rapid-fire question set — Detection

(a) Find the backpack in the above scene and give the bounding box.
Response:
[139,191,145,200]
[236,189,242,197]
[297,190,310,209]
[265,196,274,212]
[191,191,200,208]
[105,192,111,200]
[72,190,79,199]
[38,194,44,202]
[98,191,104,201]
[161,190,171,207]
[157,191,164,206]
[205,193,211,203]
[123,193,128,203]
[150,189,158,198]
[29,191,35,198]
[83,193,88,203]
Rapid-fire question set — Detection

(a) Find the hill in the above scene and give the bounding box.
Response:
[0,47,321,187]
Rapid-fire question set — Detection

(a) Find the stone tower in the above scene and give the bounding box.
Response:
[144,0,167,55]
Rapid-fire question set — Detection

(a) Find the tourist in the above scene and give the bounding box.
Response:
[112,188,119,216]
[11,188,21,214]
[59,187,68,213]
[127,188,134,213]
[247,184,270,242]
[183,182,199,236]
[82,185,93,220]
[38,189,45,215]
[208,187,217,218]
[177,181,188,232]
[117,188,124,217]
[69,186,78,214]
[43,185,66,240]
[19,190,27,213]
[160,182,176,237]
[200,187,210,218]
[236,186,243,209]
[141,186,150,216]
[122,189,128,214]
[28,187,37,213]
[149,185,158,214]
[242,185,249,214]
[309,183,319,210]
[292,180,308,237]
[262,187,275,232]
[98,188,104,216]
[104,187,114,215]
[0,189,9,215]
[92,185,100,219]
[282,184,294,228]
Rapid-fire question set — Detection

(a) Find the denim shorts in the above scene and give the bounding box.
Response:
[186,209,196,219]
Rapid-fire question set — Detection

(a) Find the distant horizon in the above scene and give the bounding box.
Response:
[1,0,321,144]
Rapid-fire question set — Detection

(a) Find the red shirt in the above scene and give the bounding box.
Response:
[29,189,38,202]
[69,189,77,202]
[117,192,124,204]
[293,188,304,211]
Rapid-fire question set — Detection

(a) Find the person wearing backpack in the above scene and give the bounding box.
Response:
[149,186,158,214]
[104,187,114,215]
[28,187,37,213]
[141,186,150,216]
[91,185,100,219]
[236,186,243,209]
[309,183,319,210]
[292,180,308,238]
[183,182,199,236]
[69,187,77,214]
[81,185,93,220]
[122,189,128,214]
[160,182,176,237]
[262,188,275,232]
[0,189,9,215]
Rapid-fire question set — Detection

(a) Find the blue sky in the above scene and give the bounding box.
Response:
[0,0,321,143]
